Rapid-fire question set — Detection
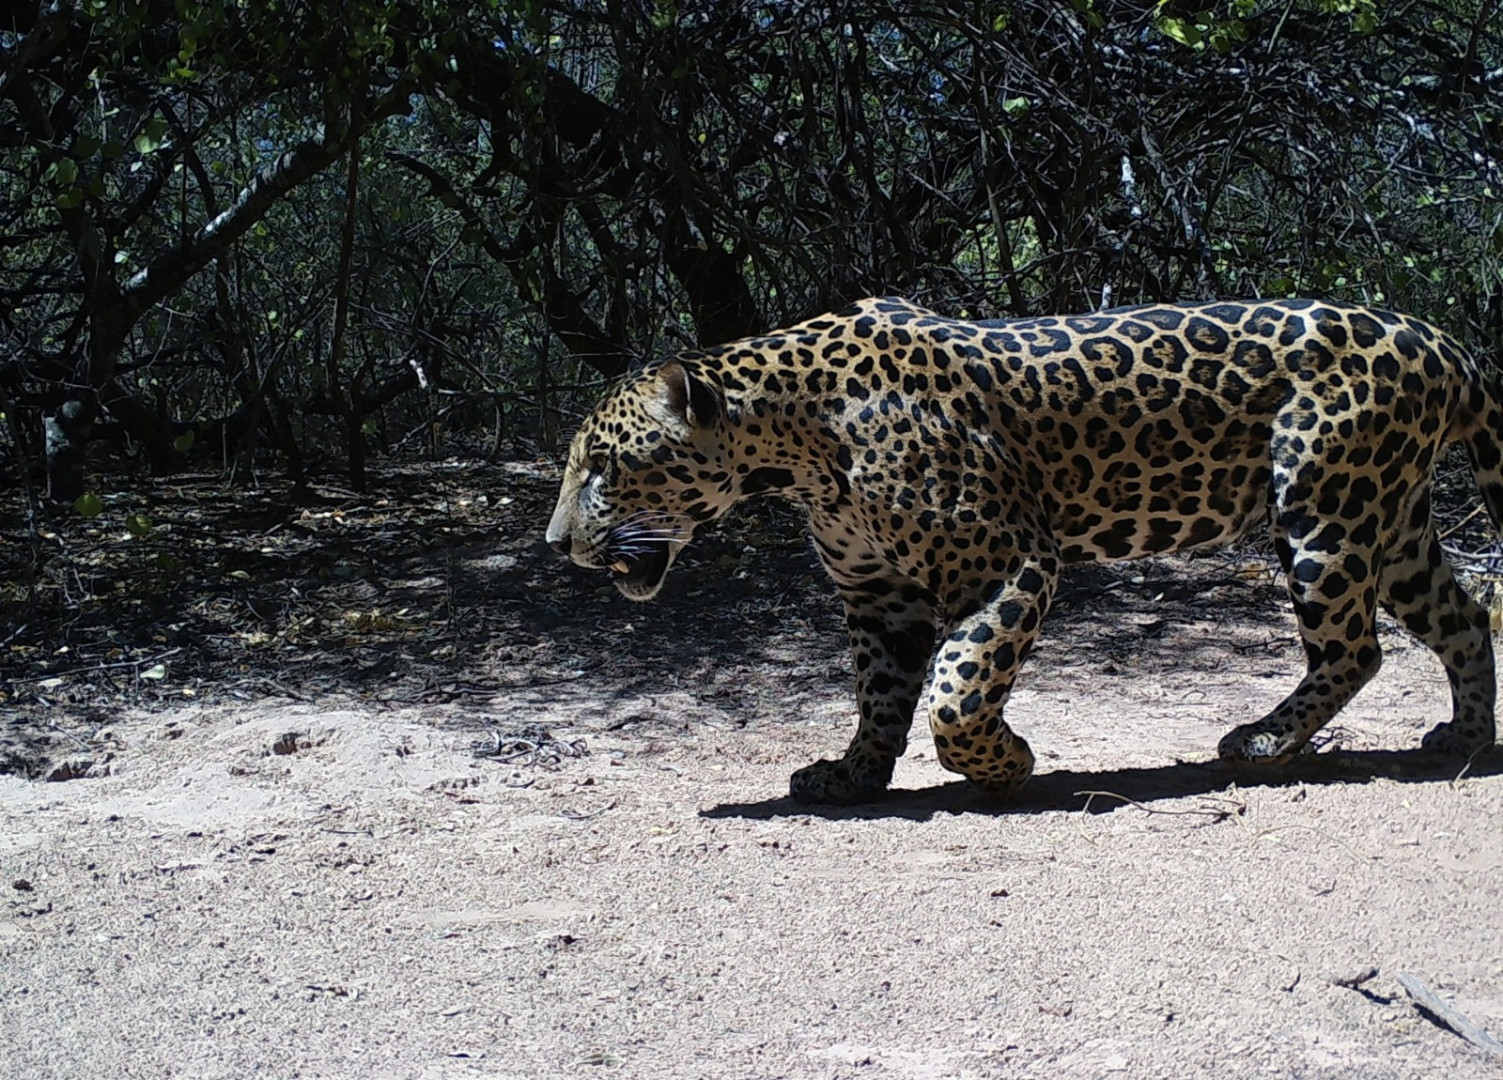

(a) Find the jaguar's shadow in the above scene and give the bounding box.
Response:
[700,749,1503,823]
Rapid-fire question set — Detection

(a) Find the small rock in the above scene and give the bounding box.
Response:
[270,732,303,755]
[46,757,95,782]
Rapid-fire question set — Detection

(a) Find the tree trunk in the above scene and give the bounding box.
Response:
[328,133,365,492]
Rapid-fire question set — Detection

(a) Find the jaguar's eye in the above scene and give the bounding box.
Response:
[586,454,608,477]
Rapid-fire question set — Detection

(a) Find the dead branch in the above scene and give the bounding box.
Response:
[1396,972,1503,1059]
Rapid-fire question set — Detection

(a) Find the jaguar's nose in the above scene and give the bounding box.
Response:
[547,534,571,557]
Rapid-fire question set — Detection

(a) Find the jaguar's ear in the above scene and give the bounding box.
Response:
[653,360,722,434]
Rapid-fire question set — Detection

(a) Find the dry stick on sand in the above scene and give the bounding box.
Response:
[1074,789,1247,821]
[1328,967,1380,990]
[1396,972,1503,1060]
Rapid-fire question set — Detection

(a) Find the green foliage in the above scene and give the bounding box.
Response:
[1155,0,1378,50]
[133,118,170,156]
[1154,1,1249,52]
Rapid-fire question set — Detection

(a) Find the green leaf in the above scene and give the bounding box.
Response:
[75,492,104,518]
[55,187,83,209]
[1001,96,1030,116]
[172,429,195,452]
[48,159,79,186]
[140,662,168,681]
[1156,16,1202,46]
[134,117,170,155]
[126,512,153,538]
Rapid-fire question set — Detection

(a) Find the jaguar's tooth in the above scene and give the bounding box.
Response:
[611,560,631,574]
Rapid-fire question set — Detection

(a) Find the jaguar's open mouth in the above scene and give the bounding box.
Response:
[608,540,672,598]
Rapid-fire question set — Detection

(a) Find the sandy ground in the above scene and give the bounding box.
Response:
[4,553,1503,1079]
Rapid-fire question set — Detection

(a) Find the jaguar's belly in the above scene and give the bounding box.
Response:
[1048,461,1275,563]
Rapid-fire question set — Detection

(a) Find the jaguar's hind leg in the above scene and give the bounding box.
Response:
[1219,505,1384,763]
[1379,519,1497,755]
[925,551,1058,796]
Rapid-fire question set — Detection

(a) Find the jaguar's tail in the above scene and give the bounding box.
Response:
[1462,367,1503,539]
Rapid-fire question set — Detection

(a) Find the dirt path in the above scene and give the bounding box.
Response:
[5,561,1503,1079]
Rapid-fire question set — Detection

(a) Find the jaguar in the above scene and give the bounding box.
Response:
[545,297,1503,803]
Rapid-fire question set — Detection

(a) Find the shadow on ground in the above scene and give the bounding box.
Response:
[0,459,1361,780]
[703,748,1503,823]
[0,465,838,752]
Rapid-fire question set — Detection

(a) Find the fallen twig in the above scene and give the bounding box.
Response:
[255,678,314,703]
[1253,823,1373,865]
[46,723,91,753]
[1233,635,1296,653]
[472,724,588,769]
[1075,789,1246,822]
[1396,972,1503,1059]
[558,799,617,821]
[1328,966,1379,989]
[28,648,183,682]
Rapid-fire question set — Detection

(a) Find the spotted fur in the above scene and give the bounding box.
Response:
[546,297,1503,803]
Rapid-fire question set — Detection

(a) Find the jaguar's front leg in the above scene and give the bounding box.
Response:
[789,580,937,804]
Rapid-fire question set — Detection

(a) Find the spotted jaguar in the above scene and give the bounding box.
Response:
[545,297,1503,803]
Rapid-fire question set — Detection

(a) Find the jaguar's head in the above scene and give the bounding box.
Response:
[545,359,733,600]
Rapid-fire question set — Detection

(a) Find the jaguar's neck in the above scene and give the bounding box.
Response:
[704,335,859,509]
